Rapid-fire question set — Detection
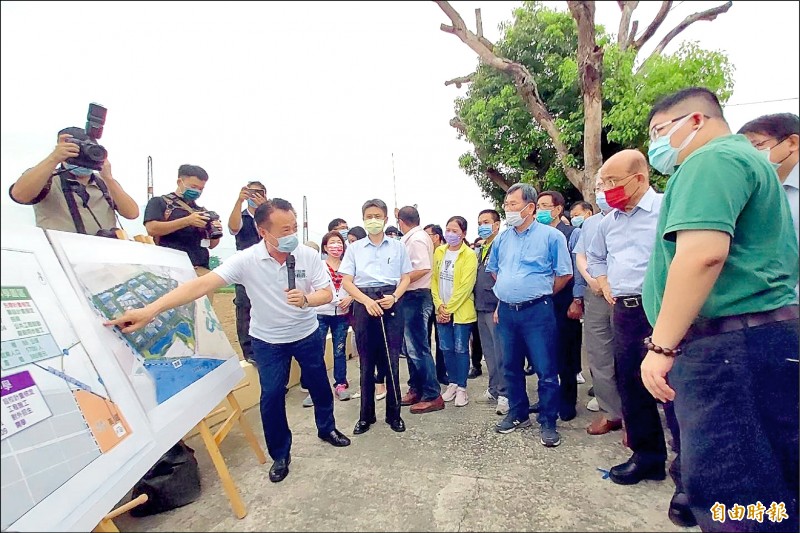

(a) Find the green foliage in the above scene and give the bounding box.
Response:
[455,1,735,206]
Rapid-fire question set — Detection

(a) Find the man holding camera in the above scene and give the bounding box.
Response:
[227,181,268,362]
[9,127,139,234]
[144,164,223,279]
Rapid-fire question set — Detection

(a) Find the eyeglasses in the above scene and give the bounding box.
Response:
[503,201,527,210]
[649,113,710,142]
[752,136,786,150]
[600,173,637,189]
[536,203,555,210]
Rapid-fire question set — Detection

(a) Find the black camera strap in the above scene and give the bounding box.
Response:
[55,167,119,235]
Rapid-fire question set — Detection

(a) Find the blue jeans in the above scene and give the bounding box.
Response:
[317,314,349,386]
[401,289,441,401]
[497,297,559,427]
[436,321,472,388]
[251,332,335,461]
[671,318,798,532]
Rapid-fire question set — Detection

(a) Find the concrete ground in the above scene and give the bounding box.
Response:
[115,356,698,532]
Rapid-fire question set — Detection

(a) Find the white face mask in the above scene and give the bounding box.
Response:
[505,204,532,227]
[759,147,784,171]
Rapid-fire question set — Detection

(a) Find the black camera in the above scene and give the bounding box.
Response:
[66,103,108,171]
[204,211,223,240]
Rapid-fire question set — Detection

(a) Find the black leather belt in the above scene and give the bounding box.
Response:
[500,295,549,311]
[615,295,642,308]
[685,305,799,342]
[358,285,396,299]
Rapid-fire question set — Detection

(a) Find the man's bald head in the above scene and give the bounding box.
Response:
[602,149,650,184]
[647,87,725,128]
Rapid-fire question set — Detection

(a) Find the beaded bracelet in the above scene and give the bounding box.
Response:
[643,336,683,357]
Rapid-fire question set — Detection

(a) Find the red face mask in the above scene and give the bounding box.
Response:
[604,174,638,210]
[604,184,630,210]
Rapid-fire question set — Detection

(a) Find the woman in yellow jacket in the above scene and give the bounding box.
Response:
[431,216,478,407]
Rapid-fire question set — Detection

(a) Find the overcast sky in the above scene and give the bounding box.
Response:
[2,1,798,258]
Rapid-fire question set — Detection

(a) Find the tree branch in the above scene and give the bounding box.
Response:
[646,1,732,58]
[631,1,672,51]
[435,0,580,187]
[617,1,639,50]
[444,72,476,88]
[450,117,513,191]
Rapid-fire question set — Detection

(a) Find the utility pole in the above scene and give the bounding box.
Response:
[146,156,153,200]
[302,195,309,242]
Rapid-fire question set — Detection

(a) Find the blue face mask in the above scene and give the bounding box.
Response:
[571,215,585,228]
[535,209,553,225]
[477,224,494,239]
[596,191,611,213]
[339,229,349,241]
[64,163,94,177]
[647,114,701,175]
[247,199,257,208]
[267,232,299,253]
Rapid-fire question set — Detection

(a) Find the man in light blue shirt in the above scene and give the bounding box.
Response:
[341,199,412,436]
[585,150,683,512]
[738,113,799,296]
[571,182,624,438]
[485,183,572,447]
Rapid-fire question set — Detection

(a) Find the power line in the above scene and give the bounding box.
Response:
[725,97,799,107]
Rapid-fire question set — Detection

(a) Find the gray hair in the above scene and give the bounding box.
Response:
[506,183,538,204]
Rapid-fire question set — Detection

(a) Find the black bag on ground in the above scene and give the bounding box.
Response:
[130,440,202,516]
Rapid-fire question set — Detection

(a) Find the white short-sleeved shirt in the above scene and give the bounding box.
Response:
[213,242,331,343]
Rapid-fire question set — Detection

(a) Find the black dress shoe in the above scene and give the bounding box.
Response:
[587,386,595,397]
[386,417,406,432]
[467,367,482,379]
[668,491,697,528]
[353,419,375,435]
[529,402,540,413]
[269,456,291,483]
[319,429,351,447]
[609,458,666,485]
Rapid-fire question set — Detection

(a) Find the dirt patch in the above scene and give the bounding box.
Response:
[211,292,244,360]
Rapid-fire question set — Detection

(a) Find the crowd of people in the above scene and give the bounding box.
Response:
[13,87,798,533]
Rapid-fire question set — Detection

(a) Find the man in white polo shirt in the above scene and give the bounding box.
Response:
[105,199,351,484]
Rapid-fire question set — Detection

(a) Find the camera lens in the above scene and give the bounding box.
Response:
[85,143,108,162]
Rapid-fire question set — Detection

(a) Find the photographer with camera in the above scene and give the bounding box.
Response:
[9,110,139,235]
[227,181,268,362]
[144,164,223,280]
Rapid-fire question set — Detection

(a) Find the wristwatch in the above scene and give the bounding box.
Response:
[301,295,309,309]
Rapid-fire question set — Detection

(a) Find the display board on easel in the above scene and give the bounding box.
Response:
[1,228,244,532]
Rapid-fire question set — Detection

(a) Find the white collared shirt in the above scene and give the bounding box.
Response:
[401,225,434,290]
[213,242,330,343]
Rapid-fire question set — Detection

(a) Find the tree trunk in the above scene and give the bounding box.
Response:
[568,1,603,205]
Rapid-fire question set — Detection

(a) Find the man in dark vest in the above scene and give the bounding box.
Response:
[529,191,586,421]
[227,181,268,362]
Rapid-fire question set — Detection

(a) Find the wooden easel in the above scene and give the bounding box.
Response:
[194,381,267,519]
[92,494,148,532]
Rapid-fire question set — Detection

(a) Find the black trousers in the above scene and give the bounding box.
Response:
[612,297,673,464]
[470,321,483,369]
[353,287,403,422]
[554,293,582,418]
[234,284,254,361]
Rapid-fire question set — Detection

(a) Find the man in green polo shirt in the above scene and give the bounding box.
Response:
[641,87,798,533]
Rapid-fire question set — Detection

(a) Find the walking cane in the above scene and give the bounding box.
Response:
[376,291,402,407]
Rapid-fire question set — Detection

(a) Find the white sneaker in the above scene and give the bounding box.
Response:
[455,388,469,407]
[481,389,497,402]
[496,396,510,415]
[442,383,458,402]
[576,372,586,384]
[586,397,600,412]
